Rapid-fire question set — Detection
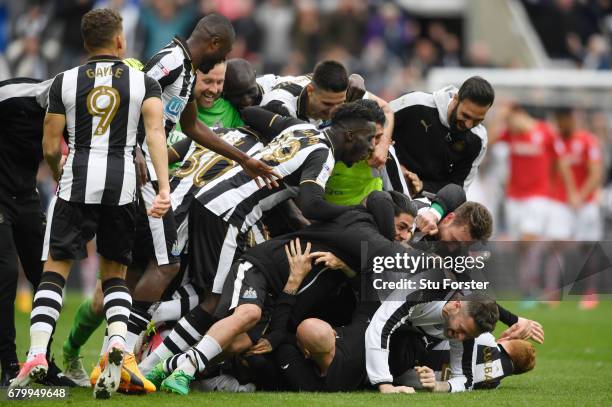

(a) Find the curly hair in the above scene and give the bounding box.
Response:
[331,99,385,128]
[81,8,123,50]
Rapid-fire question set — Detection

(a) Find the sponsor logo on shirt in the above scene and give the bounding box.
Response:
[165,96,186,119]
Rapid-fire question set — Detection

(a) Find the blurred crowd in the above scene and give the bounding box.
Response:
[2,0,611,94]
[522,0,612,69]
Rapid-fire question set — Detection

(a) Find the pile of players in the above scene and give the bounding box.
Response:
[2,9,546,399]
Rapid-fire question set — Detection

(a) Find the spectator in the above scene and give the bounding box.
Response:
[254,0,294,73]
[138,0,194,59]
[322,0,367,58]
[55,0,94,69]
[94,0,141,58]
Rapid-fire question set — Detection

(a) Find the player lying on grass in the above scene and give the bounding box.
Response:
[405,332,536,391]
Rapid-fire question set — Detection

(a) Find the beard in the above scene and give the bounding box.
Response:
[448,104,462,133]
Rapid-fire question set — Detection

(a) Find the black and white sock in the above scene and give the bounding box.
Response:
[125,300,152,352]
[28,272,66,361]
[139,306,214,373]
[102,278,132,350]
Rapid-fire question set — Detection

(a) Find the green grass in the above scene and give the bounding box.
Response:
[7,294,612,406]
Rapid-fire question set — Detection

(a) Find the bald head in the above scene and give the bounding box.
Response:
[223,58,260,110]
[296,318,335,358]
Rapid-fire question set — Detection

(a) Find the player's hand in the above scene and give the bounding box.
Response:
[498,317,544,344]
[401,165,423,196]
[367,140,389,169]
[415,210,439,236]
[241,157,281,190]
[148,189,170,218]
[378,383,416,394]
[415,366,436,391]
[53,155,68,182]
[135,146,148,188]
[285,238,312,283]
[311,251,346,270]
[346,73,366,102]
[245,338,273,356]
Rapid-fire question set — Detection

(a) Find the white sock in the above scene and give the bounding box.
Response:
[139,343,172,374]
[27,331,49,361]
[107,321,127,350]
[125,331,140,352]
[179,355,197,377]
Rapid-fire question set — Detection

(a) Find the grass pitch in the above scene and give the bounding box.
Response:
[6,294,612,406]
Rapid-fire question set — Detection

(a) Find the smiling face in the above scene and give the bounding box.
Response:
[194,62,226,108]
[306,84,347,121]
[448,95,490,132]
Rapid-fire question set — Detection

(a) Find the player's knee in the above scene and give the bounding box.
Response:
[235,304,261,330]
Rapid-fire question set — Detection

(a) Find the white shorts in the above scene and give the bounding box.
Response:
[574,202,603,241]
[545,200,573,240]
[505,197,551,239]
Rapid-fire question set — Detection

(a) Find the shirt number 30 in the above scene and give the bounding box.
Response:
[86,86,121,136]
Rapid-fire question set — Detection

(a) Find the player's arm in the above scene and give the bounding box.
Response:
[550,133,578,206]
[141,79,170,218]
[43,113,66,182]
[415,183,466,235]
[576,140,603,203]
[365,300,416,394]
[241,106,304,143]
[366,92,394,169]
[43,73,67,181]
[418,340,471,393]
[246,238,312,355]
[168,138,193,165]
[297,149,359,221]
[180,101,280,188]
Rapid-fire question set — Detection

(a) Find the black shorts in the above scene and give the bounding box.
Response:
[214,260,272,319]
[187,202,249,293]
[132,180,179,267]
[42,197,137,265]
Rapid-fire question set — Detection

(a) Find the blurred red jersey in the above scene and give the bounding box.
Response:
[551,130,602,203]
[498,121,565,199]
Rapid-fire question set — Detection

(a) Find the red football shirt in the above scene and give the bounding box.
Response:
[498,121,565,199]
[550,130,601,203]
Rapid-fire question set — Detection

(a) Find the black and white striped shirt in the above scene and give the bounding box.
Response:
[47,55,161,205]
[141,36,195,180]
[195,122,335,232]
[424,332,514,392]
[259,75,322,126]
[365,281,455,385]
[170,127,264,227]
